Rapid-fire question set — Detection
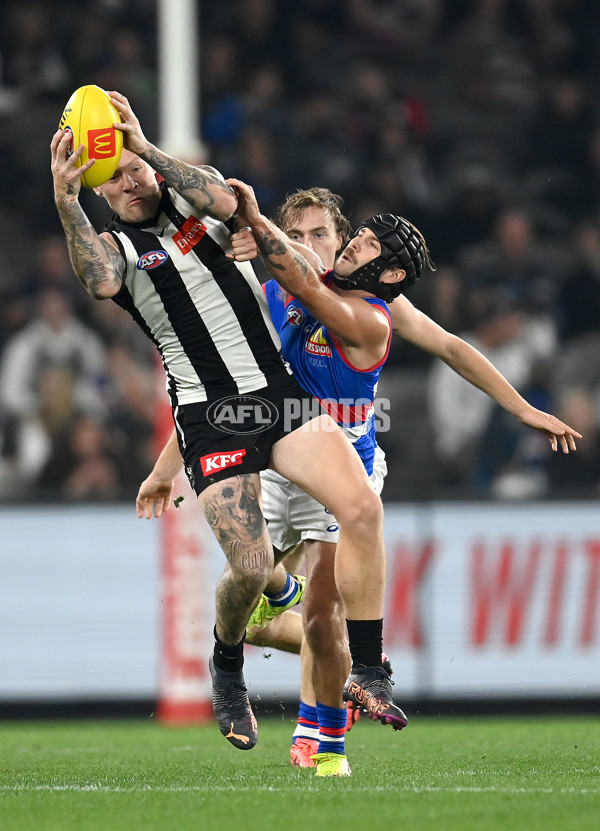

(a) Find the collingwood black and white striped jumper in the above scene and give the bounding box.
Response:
[103,182,290,409]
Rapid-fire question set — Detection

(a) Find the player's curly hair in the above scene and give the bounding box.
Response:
[275,187,352,251]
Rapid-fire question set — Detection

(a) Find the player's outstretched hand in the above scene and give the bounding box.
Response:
[136,474,175,519]
[226,178,261,225]
[520,408,582,453]
[50,129,95,199]
[108,90,149,157]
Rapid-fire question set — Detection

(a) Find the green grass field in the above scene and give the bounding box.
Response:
[0,714,598,831]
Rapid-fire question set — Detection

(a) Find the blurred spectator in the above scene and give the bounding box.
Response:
[434,163,505,262]
[1,365,78,492]
[230,0,292,72]
[427,287,558,489]
[574,125,600,221]
[523,74,599,220]
[236,122,286,218]
[0,292,29,352]
[102,342,156,493]
[544,388,600,497]
[0,0,599,501]
[418,264,465,336]
[0,288,106,425]
[18,234,91,321]
[346,0,442,54]
[0,288,107,493]
[0,2,70,100]
[478,358,555,499]
[287,92,352,192]
[558,220,600,343]
[36,412,120,501]
[458,206,571,317]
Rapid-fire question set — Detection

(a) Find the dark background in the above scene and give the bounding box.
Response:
[1,0,600,504]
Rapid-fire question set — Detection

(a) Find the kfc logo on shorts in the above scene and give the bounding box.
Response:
[200,449,247,476]
[286,305,304,327]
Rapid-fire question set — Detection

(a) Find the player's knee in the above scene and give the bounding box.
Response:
[336,485,383,536]
[226,559,272,600]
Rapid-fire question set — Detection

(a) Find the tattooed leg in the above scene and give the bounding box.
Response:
[200,474,274,645]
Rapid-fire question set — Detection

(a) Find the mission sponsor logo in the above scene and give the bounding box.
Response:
[305,327,332,357]
[136,250,169,270]
[199,449,246,476]
[207,395,279,435]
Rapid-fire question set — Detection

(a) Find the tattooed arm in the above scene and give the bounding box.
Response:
[227,178,327,297]
[51,128,125,299]
[227,178,389,354]
[109,90,237,221]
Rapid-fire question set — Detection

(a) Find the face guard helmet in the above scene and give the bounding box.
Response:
[333,214,427,302]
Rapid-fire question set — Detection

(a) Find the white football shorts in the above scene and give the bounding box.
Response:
[260,444,387,552]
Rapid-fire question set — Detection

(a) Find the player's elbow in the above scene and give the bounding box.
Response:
[439,333,468,365]
[213,190,238,220]
[86,276,121,301]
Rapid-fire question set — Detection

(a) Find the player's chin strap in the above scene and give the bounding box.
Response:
[332,214,427,303]
[332,259,395,302]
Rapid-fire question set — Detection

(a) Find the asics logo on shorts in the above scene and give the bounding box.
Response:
[200,449,246,476]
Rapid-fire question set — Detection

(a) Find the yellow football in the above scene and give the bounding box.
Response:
[59,85,123,188]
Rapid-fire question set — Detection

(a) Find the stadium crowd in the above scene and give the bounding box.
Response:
[1,0,599,502]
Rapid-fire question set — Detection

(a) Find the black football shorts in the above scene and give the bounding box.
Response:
[173,372,319,495]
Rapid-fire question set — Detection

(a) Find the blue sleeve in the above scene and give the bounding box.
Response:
[264,279,287,332]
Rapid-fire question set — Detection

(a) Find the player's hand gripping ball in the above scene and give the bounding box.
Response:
[58,85,123,188]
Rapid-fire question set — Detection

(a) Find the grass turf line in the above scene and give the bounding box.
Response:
[0,715,598,831]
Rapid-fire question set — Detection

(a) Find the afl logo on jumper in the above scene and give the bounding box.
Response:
[137,250,169,270]
[287,305,304,327]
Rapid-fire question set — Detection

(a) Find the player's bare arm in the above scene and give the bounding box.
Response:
[390,295,582,453]
[141,150,237,220]
[228,178,389,356]
[257,223,389,352]
[136,429,183,519]
[51,129,126,299]
[108,90,237,220]
[288,239,327,273]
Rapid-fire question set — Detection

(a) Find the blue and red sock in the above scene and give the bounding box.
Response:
[292,701,319,743]
[316,701,346,756]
